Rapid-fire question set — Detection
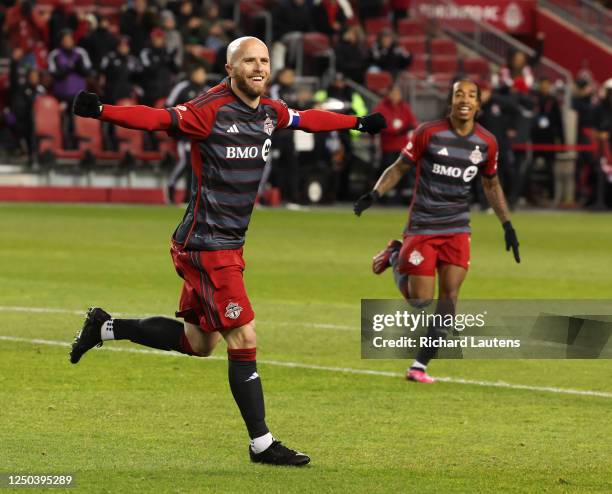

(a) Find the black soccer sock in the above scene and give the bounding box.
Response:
[112,317,196,355]
[415,324,449,365]
[415,299,456,365]
[227,348,269,439]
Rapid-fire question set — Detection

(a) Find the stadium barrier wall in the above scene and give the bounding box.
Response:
[0,186,174,204]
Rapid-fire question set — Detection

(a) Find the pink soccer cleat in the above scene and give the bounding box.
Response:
[372,240,402,274]
[406,368,436,384]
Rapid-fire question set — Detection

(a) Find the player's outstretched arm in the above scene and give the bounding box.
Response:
[295,110,386,134]
[481,175,520,263]
[72,91,172,132]
[353,155,411,216]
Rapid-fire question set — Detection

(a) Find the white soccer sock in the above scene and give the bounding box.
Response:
[250,432,274,454]
[101,319,115,341]
[410,360,426,371]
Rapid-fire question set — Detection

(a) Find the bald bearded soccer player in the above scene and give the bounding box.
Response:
[70,37,386,466]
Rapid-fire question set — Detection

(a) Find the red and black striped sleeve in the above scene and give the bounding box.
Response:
[166,83,233,140]
[477,125,499,178]
[166,102,215,140]
[401,123,428,165]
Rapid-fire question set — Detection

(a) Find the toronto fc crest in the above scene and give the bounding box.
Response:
[469,146,483,165]
[225,302,243,320]
[409,250,424,266]
[264,116,274,136]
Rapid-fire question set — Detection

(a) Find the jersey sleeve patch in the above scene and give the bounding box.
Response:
[401,137,417,164]
[168,103,212,140]
[287,109,301,128]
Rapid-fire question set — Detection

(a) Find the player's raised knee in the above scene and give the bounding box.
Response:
[186,339,215,357]
[192,345,214,358]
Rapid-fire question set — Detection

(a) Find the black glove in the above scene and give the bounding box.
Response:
[353,190,380,216]
[355,112,387,134]
[72,91,102,118]
[503,221,520,263]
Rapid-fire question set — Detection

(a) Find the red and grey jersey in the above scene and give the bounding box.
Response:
[401,118,498,235]
[166,79,298,251]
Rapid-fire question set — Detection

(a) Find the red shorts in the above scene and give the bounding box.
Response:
[170,242,254,333]
[397,233,470,277]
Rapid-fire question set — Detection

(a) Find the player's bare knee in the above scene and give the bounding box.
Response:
[224,320,257,349]
[239,320,257,348]
[184,322,220,357]
[439,289,459,301]
[408,288,434,308]
[193,345,214,357]
[199,331,223,357]
[187,338,214,357]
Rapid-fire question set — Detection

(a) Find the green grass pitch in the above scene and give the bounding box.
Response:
[1,203,611,493]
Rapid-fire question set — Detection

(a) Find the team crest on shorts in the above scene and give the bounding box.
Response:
[225,302,243,320]
[409,249,424,266]
[469,146,483,164]
[264,116,274,136]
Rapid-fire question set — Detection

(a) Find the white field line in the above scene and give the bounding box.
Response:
[0,305,355,331]
[1,335,611,400]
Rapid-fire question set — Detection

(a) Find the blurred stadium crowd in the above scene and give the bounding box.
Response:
[0,0,611,208]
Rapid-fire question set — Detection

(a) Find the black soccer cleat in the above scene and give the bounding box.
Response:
[249,440,310,467]
[69,307,111,364]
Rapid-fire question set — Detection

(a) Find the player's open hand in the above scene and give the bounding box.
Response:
[72,91,102,118]
[353,190,380,216]
[503,221,520,263]
[355,113,387,134]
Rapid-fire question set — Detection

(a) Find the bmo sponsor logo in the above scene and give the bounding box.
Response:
[262,138,271,161]
[432,163,479,182]
[226,139,271,161]
[226,146,259,159]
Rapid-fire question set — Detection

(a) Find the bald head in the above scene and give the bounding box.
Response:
[226,36,268,64]
[225,36,271,106]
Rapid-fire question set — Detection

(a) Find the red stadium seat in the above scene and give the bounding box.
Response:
[152,99,177,164]
[0,74,9,109]
[463,58,490,78]
[430,39,457,57]
[300,32,334,75]
[240,0,266,15]
[433,75,455,90]
[33,95,83,161]
[302,32,331,56]
[406,55,428,77]
[114,98,164,162]
[157,135,177,165]
[74,117,122,162]
[365,17,392,35]
[431,56,458,75]
[366,71,394,94]
[74,117,102,155]
[398,36,426,55]
[397,18,426,37]
[199,47,217,67]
